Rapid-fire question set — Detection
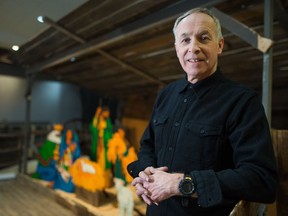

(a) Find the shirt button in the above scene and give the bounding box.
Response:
[153,119,157,123]
[200,129,205,134]
[184,98,187,103]
[168,147,173,151]
[174,122,180,127]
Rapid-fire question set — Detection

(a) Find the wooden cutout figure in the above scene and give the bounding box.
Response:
[90,106,113,187]
[114,177,134,216]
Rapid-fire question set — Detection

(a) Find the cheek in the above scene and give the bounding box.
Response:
[176,46,185,58]
[177,50,186,61]
[208,48,219,58]
[178,54,186,65]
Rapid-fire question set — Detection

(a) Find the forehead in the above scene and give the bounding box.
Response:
[175,12,216,37]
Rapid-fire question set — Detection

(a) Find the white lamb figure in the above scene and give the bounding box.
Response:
[114,178,134,216]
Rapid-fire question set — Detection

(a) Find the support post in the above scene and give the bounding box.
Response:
[20,73,33,174]
[262,1,274,215]
[262,0,273,126]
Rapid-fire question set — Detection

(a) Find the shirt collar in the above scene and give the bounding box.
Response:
[178,68,223,97]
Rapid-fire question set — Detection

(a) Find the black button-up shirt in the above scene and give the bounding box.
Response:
[128,69,277,216]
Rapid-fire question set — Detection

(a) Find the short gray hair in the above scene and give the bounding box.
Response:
[173,8,223,40]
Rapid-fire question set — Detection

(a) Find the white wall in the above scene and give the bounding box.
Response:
[0,75,82,124]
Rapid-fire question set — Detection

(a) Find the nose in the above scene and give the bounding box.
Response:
[188,38,200,53]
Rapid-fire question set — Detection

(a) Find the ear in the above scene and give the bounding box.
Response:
[218,38,224,55]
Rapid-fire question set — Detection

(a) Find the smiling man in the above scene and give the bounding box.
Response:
[128,8,277,216]
[174,10,224,84]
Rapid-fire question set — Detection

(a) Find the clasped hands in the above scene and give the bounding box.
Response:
[131,166,183,205]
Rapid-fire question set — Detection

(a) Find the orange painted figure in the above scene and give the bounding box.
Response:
[69,157,106,192]
[107,128,137,184]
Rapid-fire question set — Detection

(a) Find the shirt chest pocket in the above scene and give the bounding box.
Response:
[184,121,223,168]
[153,115,168,153]
[185,122,222,137]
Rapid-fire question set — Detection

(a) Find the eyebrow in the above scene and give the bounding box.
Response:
[200,30,211,36]
[185,30,212,39]
[179,33,189,39]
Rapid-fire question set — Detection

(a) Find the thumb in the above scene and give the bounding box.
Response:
[150,166,168,174]
[157,166,168,172]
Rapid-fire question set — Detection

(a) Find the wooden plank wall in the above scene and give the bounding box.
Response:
[272,129,288,216]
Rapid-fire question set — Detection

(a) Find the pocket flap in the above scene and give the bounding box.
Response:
[186,121,222,136]
[153,115,168,126]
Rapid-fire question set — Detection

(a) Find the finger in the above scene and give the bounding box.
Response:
[141,194,159,206]
[136,188,143,197]
[141,194,153,205]
[143,181,149,189]
[143,185,151,197]
[144,166,154,174]
[139,171,149,182]
[131,177,141,186]
[157,166,168,172]
[153,201,159,206]
[135,182,148,196]
[131,178,137,186]
[149,166,169,176]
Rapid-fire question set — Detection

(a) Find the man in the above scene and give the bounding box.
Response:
[127,8,278,216]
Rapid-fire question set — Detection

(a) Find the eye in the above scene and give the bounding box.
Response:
[182,37,191,44]
[201,34,210,42]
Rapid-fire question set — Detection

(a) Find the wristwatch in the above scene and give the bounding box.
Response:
[178,173,195,196]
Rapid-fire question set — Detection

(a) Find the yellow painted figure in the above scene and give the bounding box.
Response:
[69,157,106,192]
[107,128,137,184]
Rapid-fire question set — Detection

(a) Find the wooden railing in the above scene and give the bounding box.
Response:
[0,131,22,170]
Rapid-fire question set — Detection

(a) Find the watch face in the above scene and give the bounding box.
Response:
[179,175,195,196]
[183,181,193,192]
[183,181,194,193]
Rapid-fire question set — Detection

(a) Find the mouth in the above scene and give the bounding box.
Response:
[187,58,207,63]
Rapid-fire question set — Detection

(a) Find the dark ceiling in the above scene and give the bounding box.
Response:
[0,0,288,126]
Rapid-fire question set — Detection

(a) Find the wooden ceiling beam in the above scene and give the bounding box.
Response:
[26,0,225,74]
[35,17,165,85]
[38,16,165,85]
[210,7,273,53]
[0,62,25,77]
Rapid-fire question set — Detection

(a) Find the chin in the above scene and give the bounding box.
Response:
[186,70,201,77]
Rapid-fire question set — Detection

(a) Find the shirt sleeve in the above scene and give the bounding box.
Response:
[127,105,159,178]
[191,93,278,207]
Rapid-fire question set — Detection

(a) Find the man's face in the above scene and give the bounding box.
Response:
[174,12,224,83]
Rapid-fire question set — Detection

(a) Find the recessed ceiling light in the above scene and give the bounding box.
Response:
[12,45,19,51]
[37,16,44,23]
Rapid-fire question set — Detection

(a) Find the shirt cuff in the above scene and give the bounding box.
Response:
[191,170,223,207]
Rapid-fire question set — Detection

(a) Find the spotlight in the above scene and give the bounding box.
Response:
[70,57,76,62]
[37,16,44,23]
[12,45,19,51]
